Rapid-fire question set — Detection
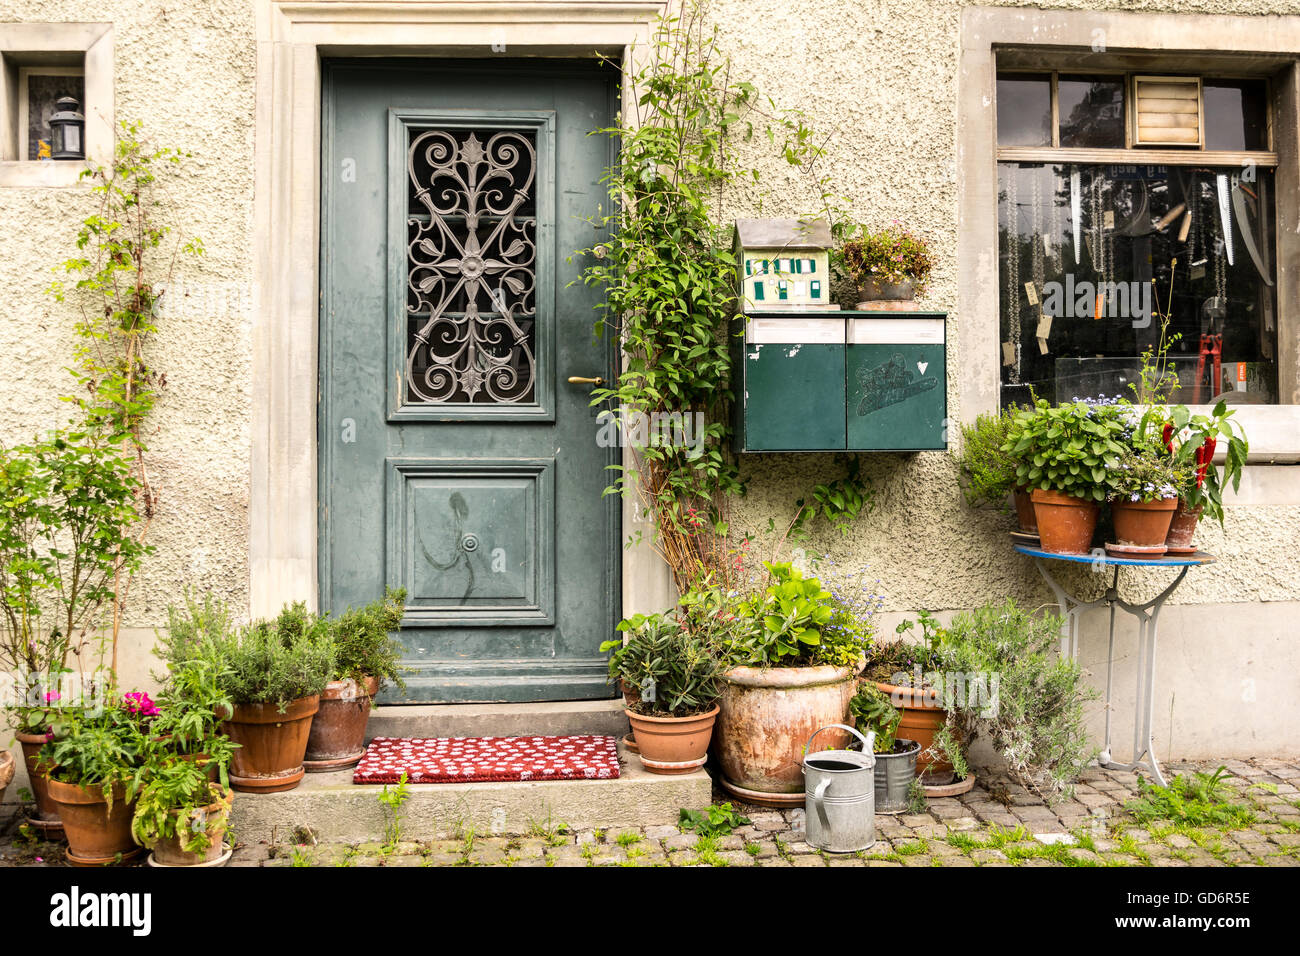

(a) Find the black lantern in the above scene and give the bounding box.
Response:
[49,96,85,161]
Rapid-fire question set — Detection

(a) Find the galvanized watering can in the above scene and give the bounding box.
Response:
[802,723,877,853]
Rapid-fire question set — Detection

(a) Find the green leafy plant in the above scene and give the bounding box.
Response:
[41,689,150,808]
[838,224,934,296]
[934,600,1097,802]
[49,121,202,666]
[1109,441,1188,504]
[329,588,408,692]
[727,562,852,668]
[848,683,900,754]
[0,432,150,733]
[864,609,946,685]
[145,657,238,788]
[611,612,723,717]
[678,802,751,837]
[378,772,411,849]
[1005,397,1131,502]
[956,409,1021,509]
[1161,402,1249,528]
[130,757,231,856]
[1125,766,1256,828]
[573,2,862,594]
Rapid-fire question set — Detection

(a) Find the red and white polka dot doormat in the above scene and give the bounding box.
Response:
[353,735,622,784]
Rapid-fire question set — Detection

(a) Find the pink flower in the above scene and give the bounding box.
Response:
[124,691,159,718]
[43,691,61,703]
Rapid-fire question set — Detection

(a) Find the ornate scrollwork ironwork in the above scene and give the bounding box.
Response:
[406,128,537,405]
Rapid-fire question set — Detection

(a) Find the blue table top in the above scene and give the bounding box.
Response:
[1013,544,1216,567]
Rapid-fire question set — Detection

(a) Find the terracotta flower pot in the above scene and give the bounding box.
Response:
[15,730,64,838]
[873,682,951,780]
[625,705,718,775]
[1013,487,1038,534]
[145,787,234,867]
[713,663,862,806]
[46,778,140,866]
[304,677,378,772]
[856,278,915,309]
[1031,488,1099,555]
[0,750,13,809]
[220,695,319,793]
[1165,500,1204,551]
[1111,497,1178,549]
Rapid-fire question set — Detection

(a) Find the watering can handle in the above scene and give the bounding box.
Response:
[810,778,832,828]
[805,723,874,755]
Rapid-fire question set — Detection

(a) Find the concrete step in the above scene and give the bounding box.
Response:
[365,699,630,742]
[228,743,709,843]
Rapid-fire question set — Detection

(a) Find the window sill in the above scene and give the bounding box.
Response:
[0,160,88,188]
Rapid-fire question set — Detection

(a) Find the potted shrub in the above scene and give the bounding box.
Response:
[131,754,235,867]
[713,562,873,806]
[148,656,239,781]
[40,687,151,865]
[615,612,722,775]
[1108,442,1188,553]
[956,408,1034,533]
[1159,401,1249,551]
[1006,397,1128,554]
[863,610,952,784]
[304,588,407,772]
[847,682,919,813]
[163,599,334,793]
[932,600,1097,802]
[839,224,933,307]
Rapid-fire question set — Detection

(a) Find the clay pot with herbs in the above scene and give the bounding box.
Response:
[14,731,63,837]
[47,778,140,866]
[304,676,379,772]
[222,695,321,793]
[1111,498,1178,550]
[1031,488,1100,555]
[1165,501,1204,551]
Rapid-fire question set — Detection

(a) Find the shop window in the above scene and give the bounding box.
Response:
[996,71,1278,407]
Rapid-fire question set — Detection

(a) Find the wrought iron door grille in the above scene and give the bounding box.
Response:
[405,127,538,405]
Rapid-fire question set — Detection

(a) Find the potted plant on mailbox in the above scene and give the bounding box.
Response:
[839,224,933,308]
[304,589,407,772]
[615,611,723,775]
[1005,397,1128,555]
[713,562,870,806]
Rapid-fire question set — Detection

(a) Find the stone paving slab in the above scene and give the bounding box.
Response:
[3,756,1299,868]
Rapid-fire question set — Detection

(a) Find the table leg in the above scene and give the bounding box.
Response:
[1033,558,1109,660]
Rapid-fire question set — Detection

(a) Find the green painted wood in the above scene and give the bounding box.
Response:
[743,342,846,451]
[319,60,619,703]
[846,343,947,451]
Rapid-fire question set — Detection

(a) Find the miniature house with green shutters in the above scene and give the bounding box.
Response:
[734,218,834,310]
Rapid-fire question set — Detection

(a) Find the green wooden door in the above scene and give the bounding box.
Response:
[319,60,619,703]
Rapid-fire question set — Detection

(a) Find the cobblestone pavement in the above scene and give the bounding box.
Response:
[3,757,1298,867]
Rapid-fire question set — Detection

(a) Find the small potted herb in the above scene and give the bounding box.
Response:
[839,224,933,306]
[304,588,407,772]
[131,754,234,867]
[615,612,722,775]
[848,682,919,813]
[1005,397,1129,554]
[1107,442,1188,553]
[148,656,239,780]
[956,408,1034,532]
[863,610,952,783]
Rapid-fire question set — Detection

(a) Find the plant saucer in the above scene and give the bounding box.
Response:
[1104,542,1168,557]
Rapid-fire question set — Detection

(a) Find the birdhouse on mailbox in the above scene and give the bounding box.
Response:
[734,218,834,310]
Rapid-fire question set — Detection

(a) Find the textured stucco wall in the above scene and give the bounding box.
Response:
[0,0,256,647]
[0,0,1295,763]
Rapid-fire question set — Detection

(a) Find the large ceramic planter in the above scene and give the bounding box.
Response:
[220,695,319,793]
[304,677,378,772]
[714,663,861,807]
[1111,497,1178,549]
[625,705,718,775]
[1013,487,1038,534]
[1165,501,1204,552]
[873,738,920,814]
[874,682,951,780]
[144,786,234,867]
[15,730,63,838]
[46,778,140,866]
[1031,488,1099,555]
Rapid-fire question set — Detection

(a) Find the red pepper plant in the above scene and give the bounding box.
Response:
[1152,401,1248,528]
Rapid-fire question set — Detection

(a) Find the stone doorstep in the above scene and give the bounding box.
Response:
[228,742,707,844]
[365,699,631,742]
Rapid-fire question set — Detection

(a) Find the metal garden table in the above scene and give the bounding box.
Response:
[1013,544,1216,786]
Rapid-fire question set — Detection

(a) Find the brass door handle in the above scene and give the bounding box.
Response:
[567,376,605,386]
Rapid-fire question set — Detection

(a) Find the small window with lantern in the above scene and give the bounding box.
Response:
[18,67,85,161]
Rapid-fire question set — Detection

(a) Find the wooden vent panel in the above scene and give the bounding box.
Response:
[1133,76,1203,147]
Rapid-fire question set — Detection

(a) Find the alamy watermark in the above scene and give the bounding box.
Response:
[595,409,705,455]
[886,668,1002,718]
[1042,274,1152,330]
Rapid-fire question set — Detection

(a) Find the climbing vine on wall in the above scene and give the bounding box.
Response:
[575,2,871,593]
[49,120,203,666]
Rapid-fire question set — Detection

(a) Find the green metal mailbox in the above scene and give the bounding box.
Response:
[733,310,946,453]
